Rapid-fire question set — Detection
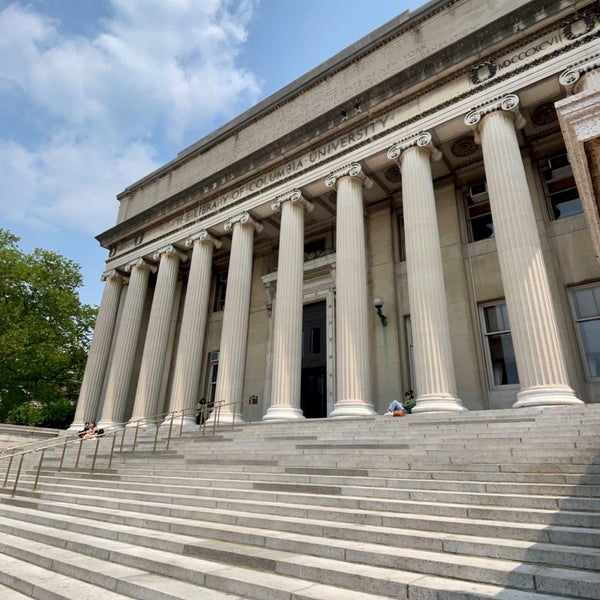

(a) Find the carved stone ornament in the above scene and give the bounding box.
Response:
[562,11,597,41]
[450,136,479,157]
[100,269,123,282]
[185,230,222,250]
[464,94,526,142]
[470,60,498,85]
[387,131,442,163]
[271,189,314,213]
[223,211,264,233]
[124,257,156,274]
[530,102,558,127]
[152,244,188,262]
[559,54,600,94]
[324,162,371,188]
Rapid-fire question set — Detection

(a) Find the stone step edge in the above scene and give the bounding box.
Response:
[26,471,600,503]
[2,498,599,574]
[1,515,598,600]
[19,477,600,522]
[3,486,599,548]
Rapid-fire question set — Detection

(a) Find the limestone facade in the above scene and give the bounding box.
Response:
[73,0,600,428]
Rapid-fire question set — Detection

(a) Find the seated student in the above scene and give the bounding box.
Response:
[83,422,105,438]
[384,390,416,416]
[78,422,91,438]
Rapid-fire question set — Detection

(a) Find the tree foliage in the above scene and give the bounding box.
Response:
[0,229,97,428]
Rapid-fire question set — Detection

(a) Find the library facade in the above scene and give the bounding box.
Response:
[73,0,600,429]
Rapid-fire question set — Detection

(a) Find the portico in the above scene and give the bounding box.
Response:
[72,0,600,431]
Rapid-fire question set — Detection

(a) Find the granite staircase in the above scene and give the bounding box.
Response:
[0,404,599,600]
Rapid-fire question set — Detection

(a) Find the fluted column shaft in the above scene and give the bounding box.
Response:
[212,213,261,423]
[100,259,153,427]
[326,164,375,417]
[264,191,312,421]
[71,271,123,429]
[467,96,581,407]
[169,232,220,426]
[388,133,464,413]
[130,246,184,424]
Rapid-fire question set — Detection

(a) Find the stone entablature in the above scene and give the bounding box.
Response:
[103,18,599,273]
[107,0,595,248]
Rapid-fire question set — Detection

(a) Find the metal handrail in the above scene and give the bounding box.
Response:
[0,396,245,497]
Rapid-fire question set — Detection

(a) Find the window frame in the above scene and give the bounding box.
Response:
[465,181,494,243]
[568,282,600,381]
[539,152,583,221]
[479,301,520,389]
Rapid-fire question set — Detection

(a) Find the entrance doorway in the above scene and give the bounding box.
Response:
[301,301,327,418]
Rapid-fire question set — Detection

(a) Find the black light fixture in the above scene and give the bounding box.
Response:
[373,297,388,327]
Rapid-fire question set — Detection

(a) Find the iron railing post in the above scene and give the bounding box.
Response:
[33,449,45,491]
[11,454,25,498]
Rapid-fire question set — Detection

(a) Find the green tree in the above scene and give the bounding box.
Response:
[0,229,97,428]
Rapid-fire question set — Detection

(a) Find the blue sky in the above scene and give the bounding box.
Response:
[0,0,423,307]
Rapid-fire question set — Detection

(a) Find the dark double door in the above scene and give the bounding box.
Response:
[301,301,327,418]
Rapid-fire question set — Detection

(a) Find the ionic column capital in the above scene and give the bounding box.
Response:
[271,189,314,213]
[559,55,600,94]
[124,257,157,274]
[464,94,526,143]
[185,230,222,250]
[152,244,188,263]
[387,131,442,166]
[101,269,126,282]
[224,211,263,233]
[325,162,372,189]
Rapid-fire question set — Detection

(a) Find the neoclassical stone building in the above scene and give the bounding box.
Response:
[73,0,600,429]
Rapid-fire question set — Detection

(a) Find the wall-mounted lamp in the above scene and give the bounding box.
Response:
[373,297,388,327]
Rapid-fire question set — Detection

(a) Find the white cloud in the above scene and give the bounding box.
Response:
[0,0,261,235]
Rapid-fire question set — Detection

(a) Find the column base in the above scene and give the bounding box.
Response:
[263,406,305,421]
[66,421,87,434]
[205,410,245,426]
[330,399,377,418]
[97,420,124,432]
[161,415,198,430]
[513,385,583,408]
[411,394,467,414]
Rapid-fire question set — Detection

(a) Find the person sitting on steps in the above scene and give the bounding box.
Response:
[384,390,416,416]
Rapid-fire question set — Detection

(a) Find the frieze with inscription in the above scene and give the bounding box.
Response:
[470,10,599,84]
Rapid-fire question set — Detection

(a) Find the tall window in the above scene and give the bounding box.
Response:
[206,351,219,405]
[466,181,494,242]
[480,302,519,386]
[213,272,227,312]
[540,153,582,220]
[570,284,600,379]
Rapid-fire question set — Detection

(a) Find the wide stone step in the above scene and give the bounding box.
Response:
[27,469,600,502]
[0,533,244,600]
[0,526,400,600]
[2,495,599,572]
[19,476,600,529]
[3,485,599,548]
[0,512,597,599]
[25,471,600,513]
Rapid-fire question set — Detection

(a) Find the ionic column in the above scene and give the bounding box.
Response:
[325,163,376,417]
[387,132,465,413]
[129,245,186,425]
[168,231,221,428]
[70,270,124,430]
[210,212,262,424]
[465,95,582,407]
[264,190,313,421]
[100,258,155,428]
[559,56,600,95]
